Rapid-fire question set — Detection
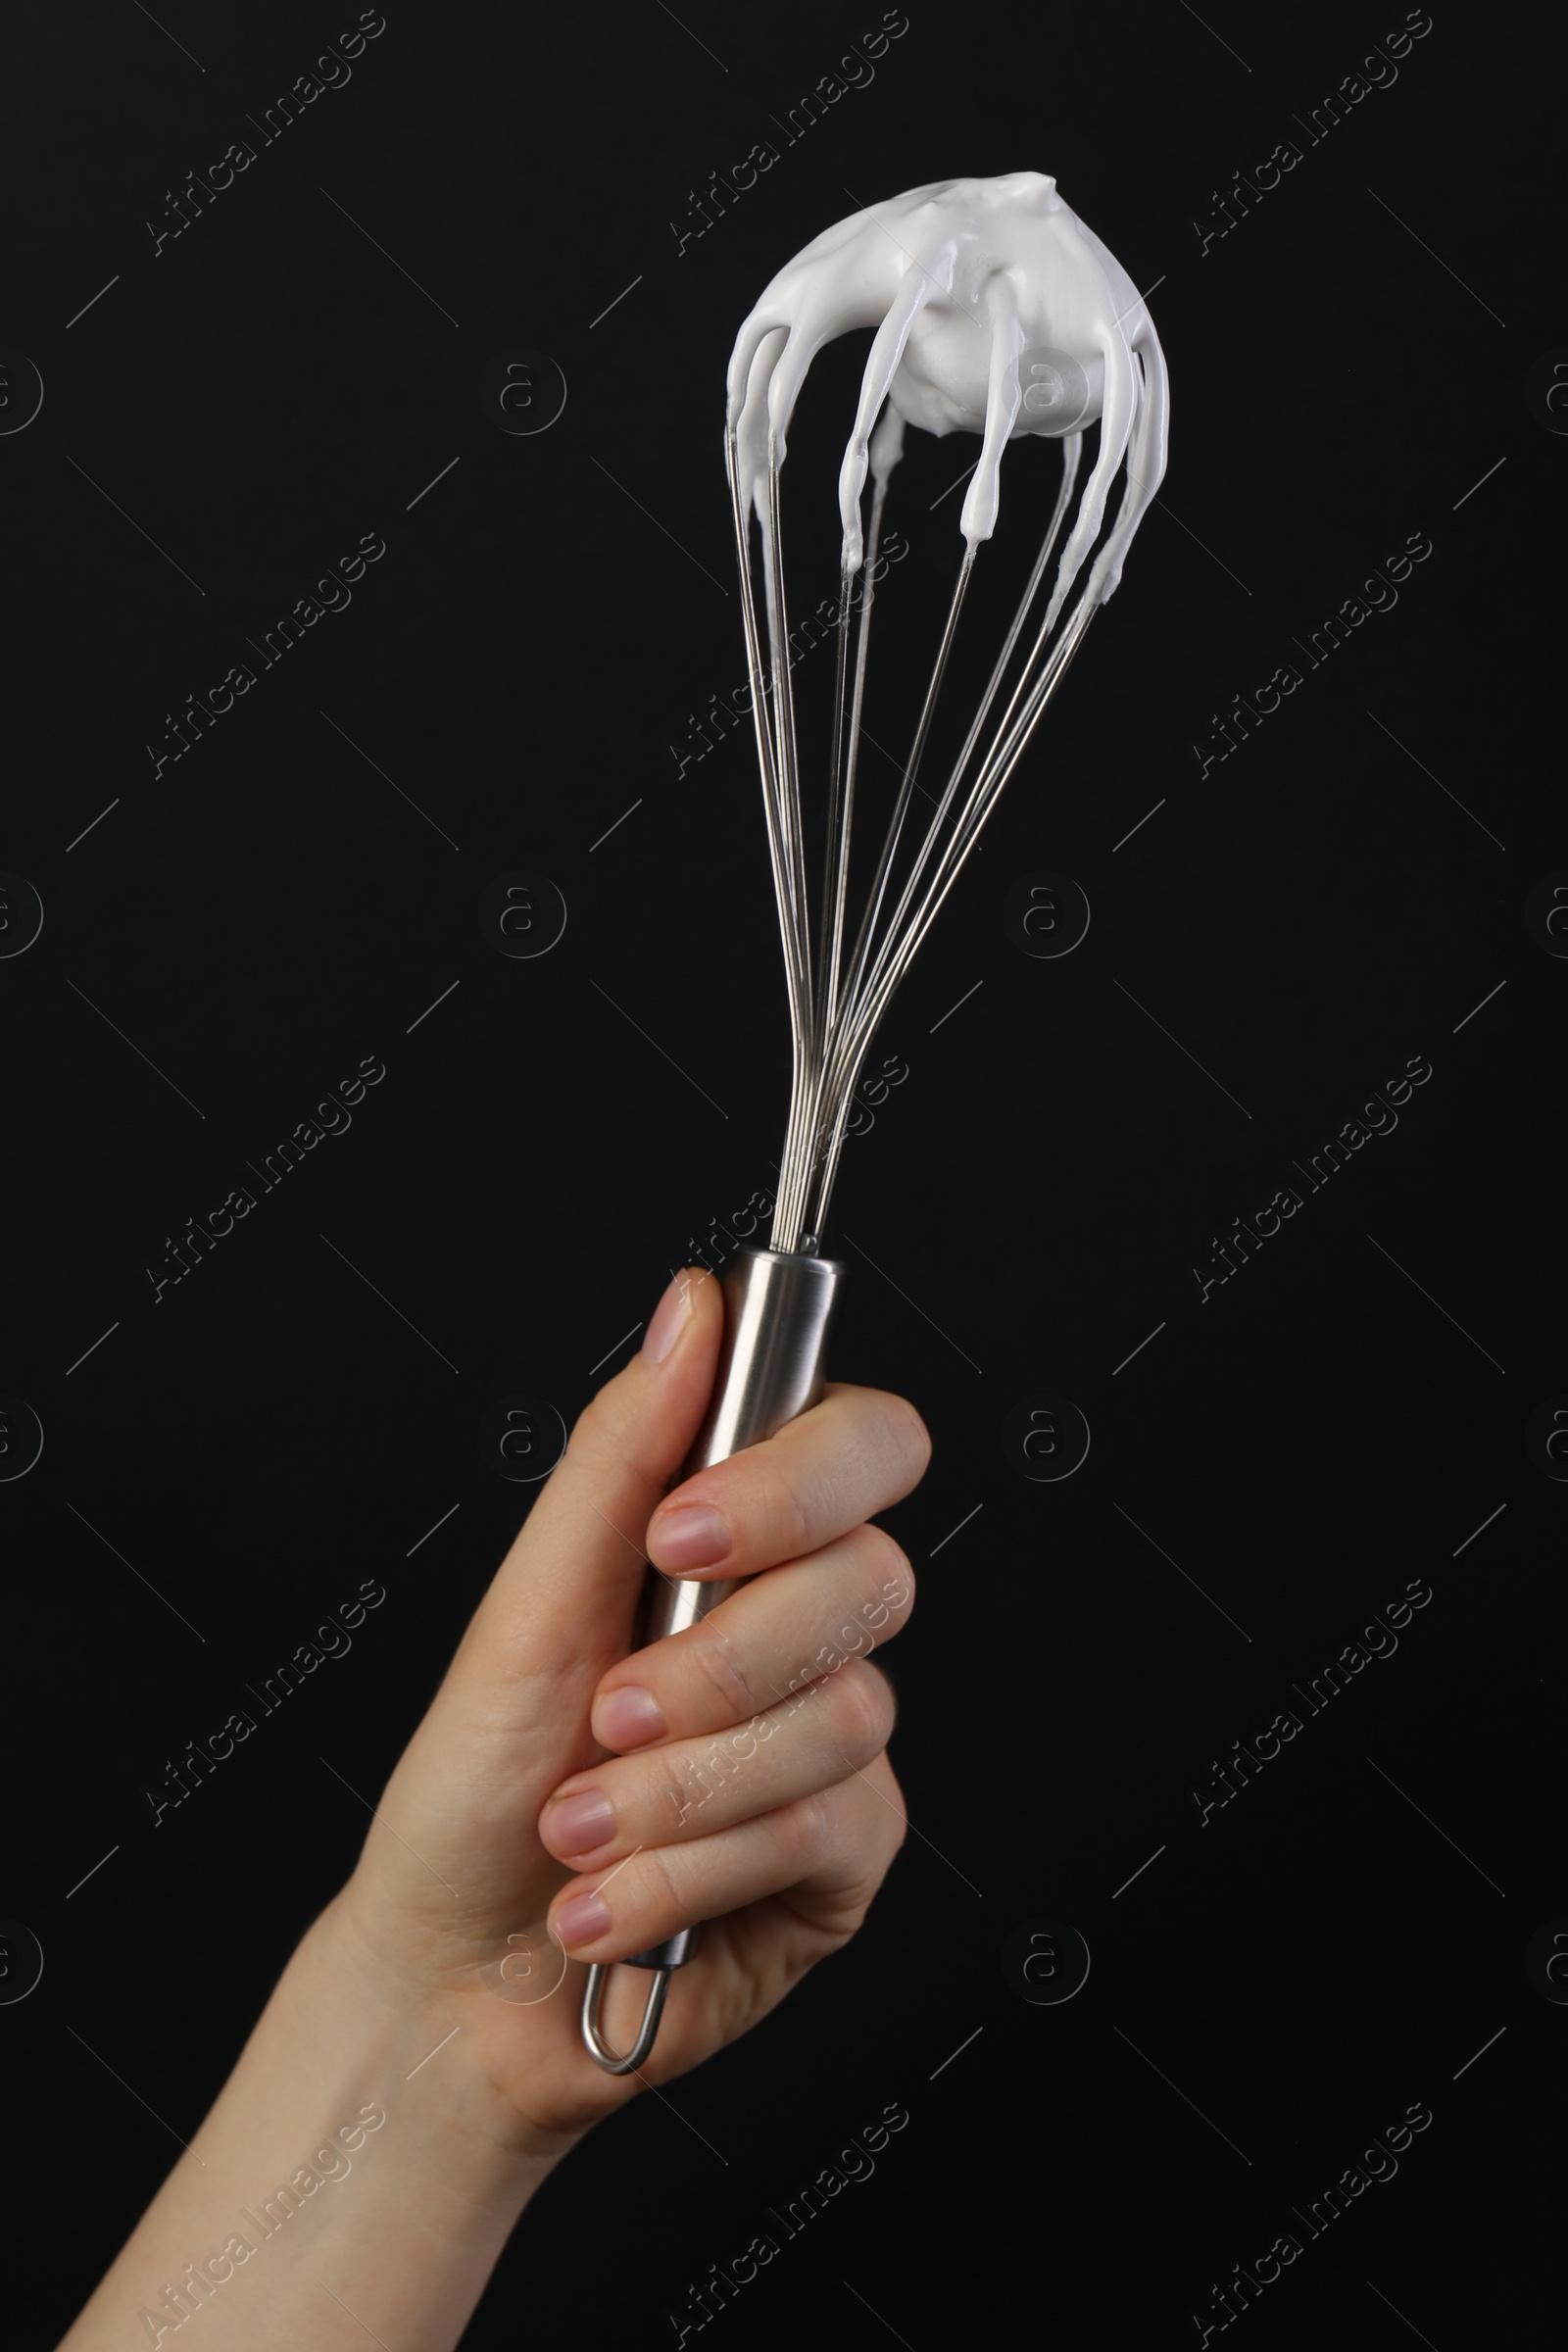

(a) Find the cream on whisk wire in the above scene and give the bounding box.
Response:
[727,170,1167,635]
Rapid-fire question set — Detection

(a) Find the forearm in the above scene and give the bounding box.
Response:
[60,1892,572,2352]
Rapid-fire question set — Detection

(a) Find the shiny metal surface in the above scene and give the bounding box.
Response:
[580,1246,844,2070]
[641,1248,845,1647]
[580,1954,673,2076]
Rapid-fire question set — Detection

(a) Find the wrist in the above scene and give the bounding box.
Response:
[309,1880,585,2176]
[62,1887,575,2352]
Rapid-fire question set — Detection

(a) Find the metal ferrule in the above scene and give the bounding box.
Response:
[641,1247,845,1644]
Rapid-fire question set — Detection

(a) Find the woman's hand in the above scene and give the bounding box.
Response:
[328,1263,928,2149]
[63,1266,927,2351]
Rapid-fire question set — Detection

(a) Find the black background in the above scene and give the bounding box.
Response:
[3,2,1562,2344]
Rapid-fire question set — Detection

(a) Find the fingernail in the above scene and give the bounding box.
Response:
[552,1890,612,1949]
[643,1274,693,1365]
[652,1503,730,1571]
[594,1685,667,1750]
[542,1789,615,1858]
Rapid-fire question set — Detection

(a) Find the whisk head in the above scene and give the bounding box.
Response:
[724,172,1169,1252]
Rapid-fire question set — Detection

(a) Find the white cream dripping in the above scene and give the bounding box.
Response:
[727,170,1169,635]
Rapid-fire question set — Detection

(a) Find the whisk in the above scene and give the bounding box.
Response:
[582,171,1168,2070]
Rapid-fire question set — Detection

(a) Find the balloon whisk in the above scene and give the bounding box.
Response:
[723,172,1169,1253]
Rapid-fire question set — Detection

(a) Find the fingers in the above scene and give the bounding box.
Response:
[540,1655,896,1872]
[546,1748,908,1963]
[590,1523,914,1751]
[534,1507,919,1960]
[645,1381,930,1582]
[445,1267,725,1697]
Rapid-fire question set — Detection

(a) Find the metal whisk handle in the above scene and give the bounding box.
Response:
[580,1246,846,2072]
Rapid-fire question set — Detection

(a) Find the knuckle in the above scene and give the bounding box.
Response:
[772,1786,835,1870]
[638,1836,688,1921]
[566,1367,687,1498]
[565,1381,642,1480]
[650,1745,716,1834]
[884,1393,932,1485]
[861,1524,914,1608]
[762,1460,812,1561]
[867,1760,908,1864]
[828,1659,895,1761]
[683,1623,764,1723]
[566,1379,621,1453]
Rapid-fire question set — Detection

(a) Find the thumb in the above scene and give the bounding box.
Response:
[451,1266,726,1700]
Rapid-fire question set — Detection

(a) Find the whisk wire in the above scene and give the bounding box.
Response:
[725,433,815,1200]
[729,402,1128,1255]
[827,470,890,1039]
[851,432,1085,1023]
[835,544,977,1054]
[815,566,857,1057]
[761,456,813,1021]
[799,594,1100,1245]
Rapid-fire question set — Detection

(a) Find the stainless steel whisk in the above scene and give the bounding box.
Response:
[583,172,1168,2070]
